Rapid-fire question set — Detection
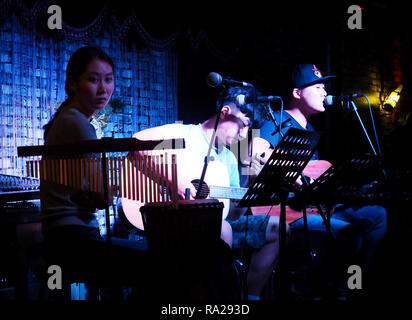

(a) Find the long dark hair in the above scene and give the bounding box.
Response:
[43,46,115,139]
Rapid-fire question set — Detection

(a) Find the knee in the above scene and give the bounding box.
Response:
[221,220,233,248]
[375,206,387,223]
[365,205,387,231]
[374,206,387,232]
[266,216,290,242]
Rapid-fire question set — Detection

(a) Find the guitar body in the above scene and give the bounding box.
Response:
[120,156,231,231]
[300,159,332,181]
[250,205,320,224]
[250,160,332,224]
[248,137,332,224]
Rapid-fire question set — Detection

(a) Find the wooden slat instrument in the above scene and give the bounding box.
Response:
[17,137,184,242]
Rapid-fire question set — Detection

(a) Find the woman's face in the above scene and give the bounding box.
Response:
[70,58,114,118]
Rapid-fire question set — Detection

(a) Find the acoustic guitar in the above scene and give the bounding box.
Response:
[120,155,233,230]
[120,139,331,230]
[241,136,332,223]
[192,158,331,225]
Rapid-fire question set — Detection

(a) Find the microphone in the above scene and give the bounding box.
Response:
[236,94,281,106]
[206,72,254,88]
[325,94,364,106]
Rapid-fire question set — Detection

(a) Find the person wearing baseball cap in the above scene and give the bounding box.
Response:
[256,63,387,299]
[290,63,336,88]
[259,63,336,149]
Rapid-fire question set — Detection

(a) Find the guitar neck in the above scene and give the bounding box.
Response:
[209,185,248,200]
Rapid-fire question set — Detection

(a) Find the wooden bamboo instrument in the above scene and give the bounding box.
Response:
[18,138,184,209]
[24,152,179,207]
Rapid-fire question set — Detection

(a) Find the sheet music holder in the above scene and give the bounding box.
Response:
[285,155,382,296]
[238,128,321,208]
[288,155,381,210]
[237,127,321,301]
[289,155,380,255]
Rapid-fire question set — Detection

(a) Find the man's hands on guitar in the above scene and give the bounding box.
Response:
[241,153,267,179]
[177,176,197,199]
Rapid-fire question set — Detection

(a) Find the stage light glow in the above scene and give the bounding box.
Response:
[383,84,402,111]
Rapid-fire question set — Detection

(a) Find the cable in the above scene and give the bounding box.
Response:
[279,98,284,134]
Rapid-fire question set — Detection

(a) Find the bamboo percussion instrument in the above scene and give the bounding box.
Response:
[18,138,184,208]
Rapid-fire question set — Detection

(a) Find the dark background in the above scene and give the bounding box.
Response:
[14,0,412,304]
[31,0,411,166]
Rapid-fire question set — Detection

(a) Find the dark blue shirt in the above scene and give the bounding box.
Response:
[259,110,319,160]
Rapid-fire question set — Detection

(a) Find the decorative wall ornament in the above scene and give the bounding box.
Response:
[0,0,239,61]
[0,0,179,176]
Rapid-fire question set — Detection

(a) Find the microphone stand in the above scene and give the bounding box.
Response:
[196,85,256,199]
[348,100,378,156]
[266,104,287,137]
[195,102,224,200]
[197,87,258,301]
[347,99,386,178]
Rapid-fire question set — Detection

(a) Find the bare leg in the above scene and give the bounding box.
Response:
[221,219,233,248]
[246,216,288,296]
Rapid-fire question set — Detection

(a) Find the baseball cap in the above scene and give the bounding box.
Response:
[291,63,336,89]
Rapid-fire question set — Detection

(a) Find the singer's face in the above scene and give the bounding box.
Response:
[217,105,251,145]
[300,83,327,114]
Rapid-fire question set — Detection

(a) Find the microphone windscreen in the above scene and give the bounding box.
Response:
[325,95,335,106]
[206,72,222,87]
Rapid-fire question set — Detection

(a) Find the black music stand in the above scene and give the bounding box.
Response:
[288,155,382,235]
[289,155,381,215]
[237,127,321,301]
[287,155,381,294]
